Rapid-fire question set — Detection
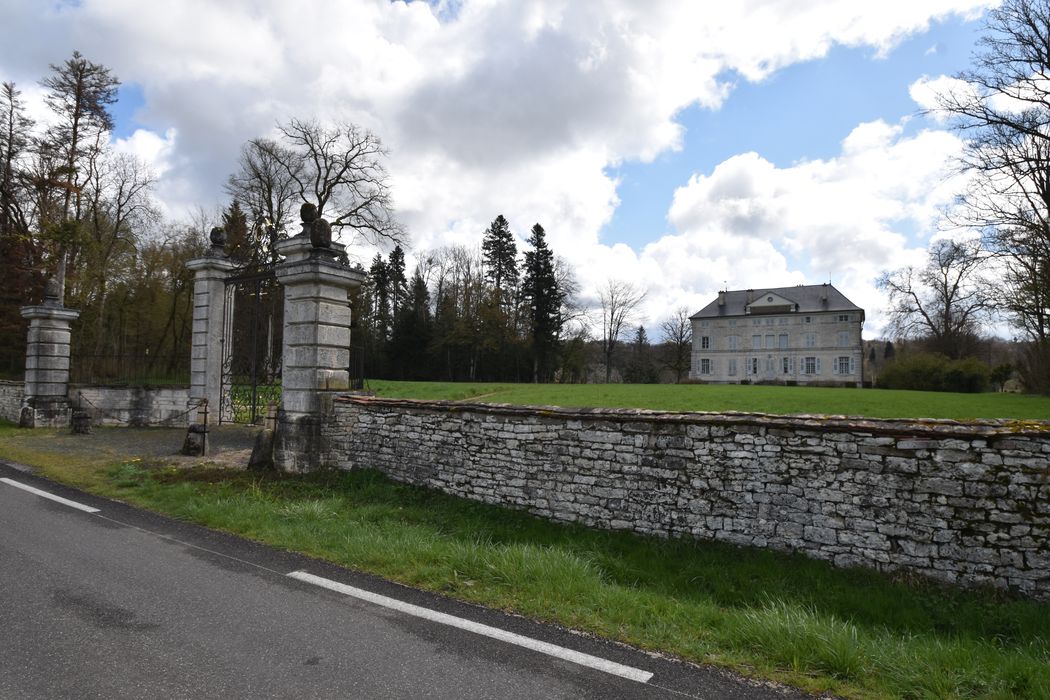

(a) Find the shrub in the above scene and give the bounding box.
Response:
[877,353,990,393]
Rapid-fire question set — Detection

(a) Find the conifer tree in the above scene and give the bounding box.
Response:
[387,245,408,316]
[481,214,518,305]
[368,253,391,343]
[521,223,562,382]
[40,51,120,298]
[390,267,432,379]
[222,200,251,264]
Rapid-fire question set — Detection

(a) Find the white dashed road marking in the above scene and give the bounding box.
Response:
[288,570,654,684]
[0,478,101,513]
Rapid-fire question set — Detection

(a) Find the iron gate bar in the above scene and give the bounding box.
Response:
[220,266,283,425]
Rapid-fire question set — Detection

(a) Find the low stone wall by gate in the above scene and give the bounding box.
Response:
[0,380,24,423]
[1,381,192,427]
[323,396,1050,601]
[71,385,191,426]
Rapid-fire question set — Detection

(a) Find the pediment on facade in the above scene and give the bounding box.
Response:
[747,291,796,314]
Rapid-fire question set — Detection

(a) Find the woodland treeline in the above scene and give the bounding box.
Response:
[0,53,207,381]
[0,52,688,385]
[349,216,693,383]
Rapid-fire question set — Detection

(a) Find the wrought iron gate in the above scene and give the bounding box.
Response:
[220,268,284,424]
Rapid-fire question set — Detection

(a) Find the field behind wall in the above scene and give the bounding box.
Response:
[364,380,1050,421]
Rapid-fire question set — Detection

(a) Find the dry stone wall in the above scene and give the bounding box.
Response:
[324,396,1050,600]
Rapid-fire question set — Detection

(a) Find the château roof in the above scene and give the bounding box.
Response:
[690,284,864,320]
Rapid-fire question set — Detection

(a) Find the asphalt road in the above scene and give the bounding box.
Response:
[0,461,812,699]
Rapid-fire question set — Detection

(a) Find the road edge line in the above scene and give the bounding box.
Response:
[288,569,653,684]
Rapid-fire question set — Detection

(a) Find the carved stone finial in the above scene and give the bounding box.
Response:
[209,226,226,249]
[43,276,61,305]
[300,203,317,225]
[310,217,332,249]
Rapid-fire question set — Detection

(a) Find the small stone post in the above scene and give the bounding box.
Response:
[272,204,365,471]
[20,278,80,428]
[185,228,236,426]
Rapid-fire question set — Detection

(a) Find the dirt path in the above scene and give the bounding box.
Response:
[0,424,260,470]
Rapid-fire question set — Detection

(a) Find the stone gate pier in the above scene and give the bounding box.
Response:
[20,279,79,428]
[186,229,236,425]
[272,206,365,471]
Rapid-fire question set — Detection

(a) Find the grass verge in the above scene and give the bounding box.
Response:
[365,379,1050,421]
[2,422,1047,700]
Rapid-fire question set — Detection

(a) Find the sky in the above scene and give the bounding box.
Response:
[0,0,999,339]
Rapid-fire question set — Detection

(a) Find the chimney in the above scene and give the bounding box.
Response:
[718,290,726,306]
[820,283,828,301]
[745,289,754,304]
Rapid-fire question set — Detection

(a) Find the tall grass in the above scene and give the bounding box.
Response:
[97,464,1050,699]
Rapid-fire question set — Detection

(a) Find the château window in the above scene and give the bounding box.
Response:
[728,358,738,376]
[752,334,761,349]
[837,330,850,347]
[765,334,775,349]
[803,356,819,374]
[700,358,712,375]
[804,333,816,348]
[728,335,739,351]
[701,336,710,350]
[778,333,789,349]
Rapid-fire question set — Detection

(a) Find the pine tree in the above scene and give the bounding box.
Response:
[481,214,518,304]
[521,223,562,382]
[41,51,120,221]
[368,253,392,344]
[387,245,408,316]
[624,325,658,383]
[0,82,32,238]
[884,340,896,361]
[0,82,40,376]
[390,267,432,379]
[222,200,251,264]
[40,52,120,298]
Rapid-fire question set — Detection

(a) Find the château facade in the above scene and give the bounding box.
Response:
[689,284,865,387]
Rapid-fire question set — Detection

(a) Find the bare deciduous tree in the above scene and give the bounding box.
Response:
[252,118,405,247]
[225,138,300,264]
[932,0,1050,389]
[660,306,693,383]
[878,238,991,359]
[597,279,647,383]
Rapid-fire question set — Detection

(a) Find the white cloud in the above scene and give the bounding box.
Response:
[0,0,996,338]
[656,121,968,336]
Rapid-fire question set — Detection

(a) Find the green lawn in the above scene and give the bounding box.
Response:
[58,459,1050,699]
[365,380,1050,421]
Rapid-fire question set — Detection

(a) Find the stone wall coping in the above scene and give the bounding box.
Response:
[71,383,191,390]
[275,258,367,287]
[20,305,80,322]
[335,394,1050,439]
[186,256,238,273]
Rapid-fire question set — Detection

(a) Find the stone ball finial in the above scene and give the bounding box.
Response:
[44,276,61,303]
[209,226,226,248]
[300,202,318,224]
[310,217,333,249]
